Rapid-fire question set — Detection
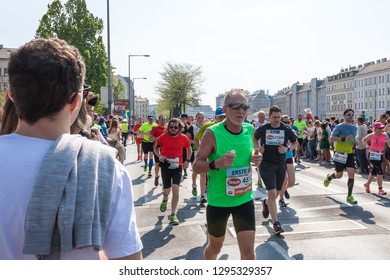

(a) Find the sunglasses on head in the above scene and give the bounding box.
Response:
[227,103,249,111]
[83,85,91,99]
[88,97,98,106]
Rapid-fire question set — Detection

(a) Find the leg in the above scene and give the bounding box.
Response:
[236,231,255,260]
[204,234,225,260]
[171,184,180,214]
[267,189,278,224]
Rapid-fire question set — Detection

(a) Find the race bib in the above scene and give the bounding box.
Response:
[369,150,382,161]
[166,157,180,169]
[226,166,252,196]
[333,151,347,164]
[265,129,285,146]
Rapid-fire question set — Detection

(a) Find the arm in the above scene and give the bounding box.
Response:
[362,133,373,147]
[192,130,216,174]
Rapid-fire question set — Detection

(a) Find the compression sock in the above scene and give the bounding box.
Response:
[149,159,154,172]
[347,178,354,196]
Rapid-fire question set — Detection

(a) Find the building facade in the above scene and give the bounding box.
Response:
[325,67,358,120]
[353,59,390,123]
[247,90,271,116]
[186,105,214,119]
[134,95,149,121]
[0,46,15,91]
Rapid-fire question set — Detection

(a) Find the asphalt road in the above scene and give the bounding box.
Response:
[123,142,390,260]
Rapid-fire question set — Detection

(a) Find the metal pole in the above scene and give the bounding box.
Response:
[128,55,131,118]
[107,0,112,115]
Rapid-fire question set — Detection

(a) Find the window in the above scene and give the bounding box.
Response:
[4,68,8,76]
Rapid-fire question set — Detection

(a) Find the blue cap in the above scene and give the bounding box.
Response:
[215,107,225,117]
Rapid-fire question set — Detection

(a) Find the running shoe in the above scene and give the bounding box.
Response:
[378,188,387,195]
[279,199,287,208]
[169,213,180,225]
[154,176,159,186]
[364,184,370,193]
[160,200,167,212]
[144,165,147,172]
[257,179,263,188]
[346,195,358,204]
[324,174,331,187]
[284,190,290,199]
[273,221,285,235]
[262,199,269,218]
[200,195,207,204]
[192,185,198,197]
[148,172,152,178]
[183,171,188,179]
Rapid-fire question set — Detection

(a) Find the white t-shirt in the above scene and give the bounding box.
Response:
[0,133,142,260]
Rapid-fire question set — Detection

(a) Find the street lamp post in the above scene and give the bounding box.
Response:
[107,0,112,115]
[132,77,147,118]
[128,54,149,119]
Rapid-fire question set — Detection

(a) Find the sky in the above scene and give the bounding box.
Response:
[2,0,390,110]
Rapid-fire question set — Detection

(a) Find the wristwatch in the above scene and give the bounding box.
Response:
[209,160,219,170]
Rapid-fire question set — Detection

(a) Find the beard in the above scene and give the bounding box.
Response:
[169,130,179,136]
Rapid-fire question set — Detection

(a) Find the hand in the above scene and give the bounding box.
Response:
[159,156,166,163]
[259,144,265,154]
[251,148,262,166]
[91,131,99,141]
[277,145,288,154]
[183,161,189,169]
[216,151,236,168]
[345,135,353,141]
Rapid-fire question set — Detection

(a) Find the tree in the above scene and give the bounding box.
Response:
[35,0,107,109]
[155,63,204,118]
[112,75,126,100]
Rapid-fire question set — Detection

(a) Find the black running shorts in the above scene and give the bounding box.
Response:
[206,200,255,238]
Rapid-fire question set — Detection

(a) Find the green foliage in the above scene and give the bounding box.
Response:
[112,75,126,100]
[35,0,108,99]
[155,63,204,118]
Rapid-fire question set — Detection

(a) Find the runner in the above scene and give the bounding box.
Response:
[362,122,390,195]
[180,113,191,179]
[133,117,143,161]
[194,107,227,204]
[193,89,262,259]
[278,115,298,207]
[323,109,358,204]
[149,115,167,186]
[253,111,267,188]
[254,106,297,235]
[154,118,192,225]
[138,116,158,177]
[187,112,206,202]
[293,113,307,163]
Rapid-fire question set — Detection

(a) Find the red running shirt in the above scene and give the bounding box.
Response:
[157,132,190,165]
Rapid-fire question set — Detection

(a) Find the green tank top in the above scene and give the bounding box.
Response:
[208,122,254,207]
[121,123,129,133]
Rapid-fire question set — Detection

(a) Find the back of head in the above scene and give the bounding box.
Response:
[8,38,86,125]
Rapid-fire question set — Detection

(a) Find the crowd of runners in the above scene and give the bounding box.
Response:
[1,38,390,260]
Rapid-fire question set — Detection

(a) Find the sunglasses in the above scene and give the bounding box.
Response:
[169,126,179,129]
[88,97,98,106]
[282,121,290,124]
[83,85,91,99]
[346,113,354,117]
[227,103,250,111]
